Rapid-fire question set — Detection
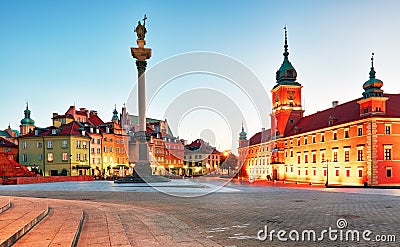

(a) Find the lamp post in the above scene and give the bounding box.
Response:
[325,159,330,187]
[69,154,73,176]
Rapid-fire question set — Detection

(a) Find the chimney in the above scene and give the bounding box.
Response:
[53,113,58,118]
[332,101,339,108]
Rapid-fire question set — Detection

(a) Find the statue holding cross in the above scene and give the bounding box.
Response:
[135,14,147,40]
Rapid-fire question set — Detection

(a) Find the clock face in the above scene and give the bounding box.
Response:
[287,90,295,100]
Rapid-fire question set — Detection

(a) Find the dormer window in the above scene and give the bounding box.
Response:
[52,129,56,135]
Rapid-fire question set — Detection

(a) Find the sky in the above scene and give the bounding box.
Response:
[1,0,400,152]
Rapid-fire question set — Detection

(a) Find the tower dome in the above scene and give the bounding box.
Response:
[274,26,299,88]
[239,123,247,141]
[112,105,119,122]
[20,103,35,126]
[362,53,383,99]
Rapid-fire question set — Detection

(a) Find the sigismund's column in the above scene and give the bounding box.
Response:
[131,15,152,175]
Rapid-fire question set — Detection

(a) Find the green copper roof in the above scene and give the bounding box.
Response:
[362,53,384,99]
[274,27,300,88]
[111,105,119,121]
[20,103,35,126]
[239,123,247,140]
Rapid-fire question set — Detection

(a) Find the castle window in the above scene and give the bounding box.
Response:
[333,131,337,140]
[344,129,349,138]
[297,153,301,164]
[385,124,391,135]
[357,149,363,161]
[321,134,325,142]
[312,152,316,163]
[304,136,308,145]
[290,149,293,157]
[386,167,392,178]
[22,154,28,162]
[358,167,363,177]
[335,168,339,176]
[358,126,363,136]
[333,149,338,162]
[312,136,316,143]
[313,168,317,176]
[23,141,27,149]
[304,152,308,163]
[346,168,351,177]
[344,150,350,162]
[384,146,392,160]
[47,140,53,149]
[297,139,300,146]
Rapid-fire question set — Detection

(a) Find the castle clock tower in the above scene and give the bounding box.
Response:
[270,27,304,138]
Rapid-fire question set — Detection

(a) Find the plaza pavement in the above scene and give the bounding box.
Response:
[0,177,399,246]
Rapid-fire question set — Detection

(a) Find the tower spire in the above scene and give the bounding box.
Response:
[241,121,244,132]
[283,25,289,57]
[369,52,376,79]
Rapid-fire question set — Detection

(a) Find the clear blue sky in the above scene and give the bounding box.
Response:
[1,0,400,151]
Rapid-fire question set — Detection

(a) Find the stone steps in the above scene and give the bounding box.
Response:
[0,197,220,247]
[0,197,11,214]
[0,197,49,247]
[13,200,84,247]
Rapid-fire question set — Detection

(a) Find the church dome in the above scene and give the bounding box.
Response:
[20,104,35,126]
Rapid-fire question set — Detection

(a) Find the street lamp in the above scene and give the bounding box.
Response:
[69,154,73,176]
[324,159,330,187]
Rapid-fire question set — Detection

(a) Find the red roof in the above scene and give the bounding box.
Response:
[0,137,17,148]
[58,122,85,136]
[88,113,104,126]
[286,93,400,136]
[0,152,35,177]
[20,122,88,138]
[247,94,400,145]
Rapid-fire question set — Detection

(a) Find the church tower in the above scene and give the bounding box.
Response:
[357,53,388,116]
[111,105,119,123]
[270,27,304,138]
[20,103,35,135]
[238,122,248,148]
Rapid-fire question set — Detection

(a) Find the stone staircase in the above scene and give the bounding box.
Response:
[0,197,48,247]
[0,196,220,247]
